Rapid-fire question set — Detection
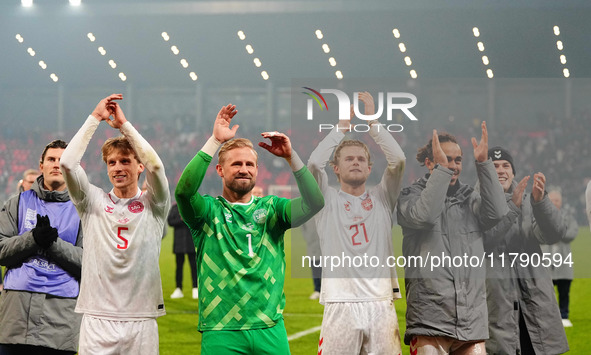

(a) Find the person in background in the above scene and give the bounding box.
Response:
[168,202,198,299]
[541,189,578,328]
[16,168,40,193]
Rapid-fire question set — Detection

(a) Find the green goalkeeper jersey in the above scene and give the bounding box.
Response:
[175,150,323,331]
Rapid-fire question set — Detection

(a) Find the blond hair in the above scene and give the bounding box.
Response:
[218,138,258,165]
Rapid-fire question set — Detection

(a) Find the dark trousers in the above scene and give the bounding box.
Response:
[176,253,198,289]
[553,279,572,319]
[311,265,322,292]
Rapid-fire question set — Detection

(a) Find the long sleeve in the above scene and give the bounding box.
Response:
[397,166,452,230]
[483,198,521,252]
[175,151,212,229]
[370,124,406,211]
[0,196,37,267]
[59,115,99,207]
[120,121,170,214]
[307,129,345,193]
[530,194,567,245]
[586,181,591,229]
[561,211,578,244]
[286,163,324,228]
[475,159,509,230]
[45,230,83,279]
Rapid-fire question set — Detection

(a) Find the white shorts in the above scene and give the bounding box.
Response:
[318,300,402,355]
[78,314,159,355]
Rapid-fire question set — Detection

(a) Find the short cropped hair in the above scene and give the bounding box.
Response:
[218,138,258,165]
[416,132,458,166]
[329,139,372,168]
[40,139,68,164]
[101,136,139,164]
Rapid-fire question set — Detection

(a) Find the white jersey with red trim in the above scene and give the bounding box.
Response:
[61,116,170,319]
[307,125,405,304]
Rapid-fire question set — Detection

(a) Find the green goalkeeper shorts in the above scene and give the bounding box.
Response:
[201,318,290,355]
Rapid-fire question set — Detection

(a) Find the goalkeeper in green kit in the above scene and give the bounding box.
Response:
[175,104,324,354]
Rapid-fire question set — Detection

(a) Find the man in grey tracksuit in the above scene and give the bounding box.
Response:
[0,140,83,355]
[397,123,507,354]
[484,146,568,355]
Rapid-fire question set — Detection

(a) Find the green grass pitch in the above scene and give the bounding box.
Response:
[157,226,591,354]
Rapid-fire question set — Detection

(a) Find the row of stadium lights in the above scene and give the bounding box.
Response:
[392,28,418,79]
[472,27,494,78]
[314,30,343,80]
[14,33,59,82]
[21,0,81,7]
[161,32,198,81]
[87,33,127,82]
[237,31,269,81]
[553,26,570,78]
[12,27,574,83]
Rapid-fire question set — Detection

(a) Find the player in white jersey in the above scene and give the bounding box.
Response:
[307,92,405,355]
[60,94,170,355]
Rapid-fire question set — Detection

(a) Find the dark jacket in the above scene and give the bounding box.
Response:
[0,176,83,351]
[484,181,569,355]
[168,203,195,254]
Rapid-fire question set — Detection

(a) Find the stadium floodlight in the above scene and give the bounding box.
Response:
[253,58,262,67]
[560,55,567,65]
[245,44,254,54]
[553,26,560,36]
[170,45,179,55]
[410,69,417,79]
[392,28,400,39]
[237,31,246,40]
[329,57,337,67]
[15,34,24,43]
[261,71,269,80]
[22,0,33,7]
[119,72,127,81]
[487,69,494,78]
[404,56,412,66]
[180,59,189,68]
[315,30,323,40]
[335,70,343,80]
[563,68,570,78]
[322,44,330,54]
[398,43,406,53]
[556,40,563,51]
[473,27,480,37]
[161,32,170,41]
[50,73,59,82]
[69,0,81,6]
[38,60,47,69]
[189,72,198,81]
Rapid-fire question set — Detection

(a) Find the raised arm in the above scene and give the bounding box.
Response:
[259,132,324,227]
[359,91,406,211]
[307,129,345,193]
[175,104,237,227]
[472,122,508,228]
[110,102,170,212]
[397,130,451,229]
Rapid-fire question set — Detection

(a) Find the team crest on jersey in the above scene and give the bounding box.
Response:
[344,202,351,212]
[253,208,267,224]
[128,201,144,213]
[361,196,373,211]
[105,205,114,213]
